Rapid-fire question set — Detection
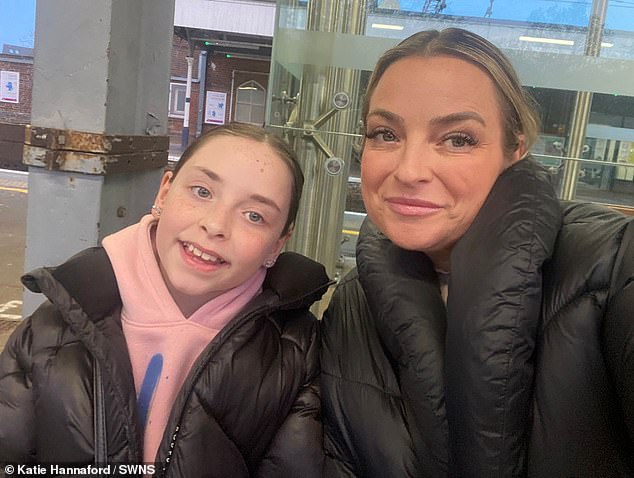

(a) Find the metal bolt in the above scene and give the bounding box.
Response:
[116,207,127,218]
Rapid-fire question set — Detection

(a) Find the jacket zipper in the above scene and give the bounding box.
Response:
[156,280,331,477]
[159,425,179,475]
[156,305,268,477]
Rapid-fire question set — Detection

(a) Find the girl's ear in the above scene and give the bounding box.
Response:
[154,171,174,208]
[268,230,292,263]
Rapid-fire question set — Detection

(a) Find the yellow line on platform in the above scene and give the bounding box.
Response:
[342,229,359,236]
[0,186,28,194]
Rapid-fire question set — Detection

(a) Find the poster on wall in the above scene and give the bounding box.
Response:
[205,91,227,125]
[1,70,20,103]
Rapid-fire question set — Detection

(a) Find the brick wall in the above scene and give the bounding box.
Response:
[168,35,271,152]
[204,53,270,130]
[0,58,33,125]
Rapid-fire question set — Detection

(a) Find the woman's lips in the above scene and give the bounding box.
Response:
[385,197,442,216]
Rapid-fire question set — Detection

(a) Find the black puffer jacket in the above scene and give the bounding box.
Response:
[0,249,330,477]
[321,159,634,477]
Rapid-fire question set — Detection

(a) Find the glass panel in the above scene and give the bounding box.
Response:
[235,102,250,123]
[175,88,185,112]
[236,81,266,124]
[251,105,266,124]
[236,89,248,102]
[169,83,186,117]
[253,88,266,106]
[376,0,593,27]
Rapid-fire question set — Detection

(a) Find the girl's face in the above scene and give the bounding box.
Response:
[361,55,522,270]
[153,135,292,315]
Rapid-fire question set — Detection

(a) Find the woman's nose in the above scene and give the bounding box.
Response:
[393,142,434,185]
[199,207,231,239]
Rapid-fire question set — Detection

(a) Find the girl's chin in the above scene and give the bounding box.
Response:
[170,286,222,311]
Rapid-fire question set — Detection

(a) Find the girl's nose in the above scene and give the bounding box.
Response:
[393,142,434,185]
[199,208,231,239]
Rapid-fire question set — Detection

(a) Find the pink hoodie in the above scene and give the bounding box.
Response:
[102,215,265,463]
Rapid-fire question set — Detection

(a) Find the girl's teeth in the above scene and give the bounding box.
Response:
[185,243,222,264]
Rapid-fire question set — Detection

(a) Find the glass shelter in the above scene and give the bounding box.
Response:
[267,0,634,279]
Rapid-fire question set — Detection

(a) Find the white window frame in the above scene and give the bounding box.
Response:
[168,82,187,118]
[234,80,266,125]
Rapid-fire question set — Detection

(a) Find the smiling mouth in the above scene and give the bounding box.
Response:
[386,197,442,216]
[182,242,227,264]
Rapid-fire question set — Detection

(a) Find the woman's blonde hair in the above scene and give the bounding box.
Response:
[363,28,540,157]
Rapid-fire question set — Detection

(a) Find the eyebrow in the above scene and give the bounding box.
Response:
[429,111,486,127]
[195,166,282,212]
[366,109,486,127]
[366,109,404,125]
[250,194,282,213]
[197,166,223,183]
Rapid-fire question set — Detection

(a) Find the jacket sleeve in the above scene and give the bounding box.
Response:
[604,219,634,445]
[256,318,323,478]
[0,316,37,463]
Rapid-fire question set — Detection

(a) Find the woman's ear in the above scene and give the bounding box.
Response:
[154,171,174,208]
[513,134,528,163]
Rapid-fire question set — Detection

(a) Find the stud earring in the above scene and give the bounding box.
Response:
[264,259,276,268]
[151,204,162,218]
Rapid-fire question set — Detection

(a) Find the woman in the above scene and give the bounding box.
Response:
[321,28,634,477]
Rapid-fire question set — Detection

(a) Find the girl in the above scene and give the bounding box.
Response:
[0,123,330,477]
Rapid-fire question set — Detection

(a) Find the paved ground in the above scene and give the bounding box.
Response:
[0,170,27,351]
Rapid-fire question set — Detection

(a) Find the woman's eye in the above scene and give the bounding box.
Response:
[366,128,398,143]
[442,133,477,149]
[191,186,211,199]
[246,211,264,224]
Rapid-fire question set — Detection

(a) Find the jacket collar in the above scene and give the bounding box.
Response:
[264,251,332,311]
[356,157,563,475]
[22,249,331,323]
[356,219,446,367]
[22,246,121,321]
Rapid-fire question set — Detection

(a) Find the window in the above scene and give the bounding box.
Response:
[234,80,266,125]
[169,83,186,118]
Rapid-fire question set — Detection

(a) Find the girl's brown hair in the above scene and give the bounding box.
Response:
[173,123,304,236]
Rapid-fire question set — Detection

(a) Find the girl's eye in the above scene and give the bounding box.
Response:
[191,186,211,199]
[442,133,478,150]
[366,128,398,143]
[245,211,264,224]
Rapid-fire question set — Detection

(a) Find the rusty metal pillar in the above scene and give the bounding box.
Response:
[22,0,175,315]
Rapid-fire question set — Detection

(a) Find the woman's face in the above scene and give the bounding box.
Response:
[361,55,521,269]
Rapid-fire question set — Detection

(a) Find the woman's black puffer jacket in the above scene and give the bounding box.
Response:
[321,159,634,477]
[0,249,330,478]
